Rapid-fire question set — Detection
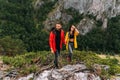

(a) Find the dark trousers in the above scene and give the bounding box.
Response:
[54,49,60,67]
[68,42,74,61]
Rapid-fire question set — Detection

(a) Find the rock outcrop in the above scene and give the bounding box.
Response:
[18,64,120,80]
[23,64,101,80]
[1,64,119,80]
[63,0,120,18]
[77,18,95,35]
[38,0,120,34]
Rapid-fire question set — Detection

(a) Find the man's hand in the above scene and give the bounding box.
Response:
[51,48,54,53]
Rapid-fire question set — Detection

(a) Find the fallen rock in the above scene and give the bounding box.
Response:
[3,77,11,80]
[18,73,34,80]
[7,71,18,77]
[0,64,9,71]
[0,71,4,79]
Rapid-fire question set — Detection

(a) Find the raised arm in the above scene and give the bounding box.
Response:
[72,25,79,36]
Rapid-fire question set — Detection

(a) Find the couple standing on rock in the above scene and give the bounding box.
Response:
[49,22,79,68]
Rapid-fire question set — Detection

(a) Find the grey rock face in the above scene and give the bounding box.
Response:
[63,0,92,14]
[42,0,120,33]
[63,0,120,33]
[33,0,44,9]
[63,0,120,18]
[44,4,62,30]
[77,18,95,35]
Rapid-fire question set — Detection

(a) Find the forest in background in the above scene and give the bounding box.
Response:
[0,0,120,56]
[0,0,120,78]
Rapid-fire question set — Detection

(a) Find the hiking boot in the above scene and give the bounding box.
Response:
[54,65,59,69]
[54,63,59,69]
[67,56,71,62]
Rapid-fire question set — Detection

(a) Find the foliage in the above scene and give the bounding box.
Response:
[0,0,120,53]
[62,7,120,53]
[2,51,54,75]
[63,8,120,53]
[78,15,120,53]
[2,51,51,67]
[0,36,26,56]
[108,65,120,75]
[0,0,57,52]
[20,65,38,75]
[2,51,120,76]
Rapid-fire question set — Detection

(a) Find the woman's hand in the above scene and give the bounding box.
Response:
[72,25,79,34]
[72,25,76,29]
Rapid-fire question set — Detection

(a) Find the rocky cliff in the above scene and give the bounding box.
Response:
[63,0,120,18]
[35,0,120,34]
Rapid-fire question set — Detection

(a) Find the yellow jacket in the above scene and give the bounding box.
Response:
[65,31,79,50]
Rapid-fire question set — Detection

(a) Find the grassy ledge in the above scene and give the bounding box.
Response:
[1,50,120,78]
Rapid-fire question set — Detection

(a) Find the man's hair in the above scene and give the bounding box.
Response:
[55,20,62,25]
[50,27,55,31]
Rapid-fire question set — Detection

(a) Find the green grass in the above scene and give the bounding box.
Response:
[98,54,120,63]
[1,50,120,77]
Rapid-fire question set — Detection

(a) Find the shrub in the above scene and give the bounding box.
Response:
[108,65,120,75]
[101,58,119,66]
[0,36,26,56]
[2,50,120,76]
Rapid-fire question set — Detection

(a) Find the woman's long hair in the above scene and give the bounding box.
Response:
[68,25,75,34]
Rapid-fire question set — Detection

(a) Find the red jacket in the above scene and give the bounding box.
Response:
[49,30,65,53]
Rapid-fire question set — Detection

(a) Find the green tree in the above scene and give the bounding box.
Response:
[0,36,26,56]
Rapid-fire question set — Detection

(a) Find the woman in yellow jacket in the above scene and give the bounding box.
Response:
[65,25,79,62]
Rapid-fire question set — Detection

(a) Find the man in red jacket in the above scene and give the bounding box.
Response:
[49,23,65,68]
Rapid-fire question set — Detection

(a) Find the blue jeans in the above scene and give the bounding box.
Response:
[68,42,74,61]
